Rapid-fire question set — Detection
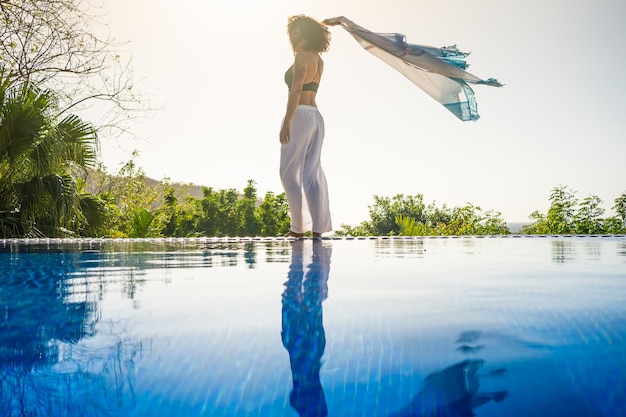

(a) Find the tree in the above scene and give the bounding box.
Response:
[337,194,508,236]
[613,193,626,231]
[524,185,578,234]
[173,196,203,237]
[523,186,626,235]
[574,195,605,234]
[424,201,453,230]
[523,210,549,234]
[0,0,144,137]
[197,187,239,237]
[236,180,261,236]
[395,205,508,236]
[481,209,509,235]
[257,191,290,236]
[160,186,180,237]
[604,193,626,234]
[445,204,483,235]
[0,68,104,237]
[79,156,166,237]
[367,194,427,236]
[546,185,578,233]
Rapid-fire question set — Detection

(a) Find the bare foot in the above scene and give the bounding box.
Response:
[285,231,305,238]
[312,232,322,238]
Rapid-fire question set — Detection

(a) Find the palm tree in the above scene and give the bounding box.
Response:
[0,68,104,237]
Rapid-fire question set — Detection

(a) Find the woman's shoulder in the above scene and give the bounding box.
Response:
[294,50,321,67]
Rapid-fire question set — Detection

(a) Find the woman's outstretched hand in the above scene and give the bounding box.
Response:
[322,16,348,26]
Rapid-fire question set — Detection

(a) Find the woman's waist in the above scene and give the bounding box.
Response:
[297,95,317,107]
[296,104,318,110]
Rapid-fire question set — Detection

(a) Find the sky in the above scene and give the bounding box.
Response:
[94,0,626,227]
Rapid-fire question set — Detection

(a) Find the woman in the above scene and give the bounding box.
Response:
[280,15,332,238]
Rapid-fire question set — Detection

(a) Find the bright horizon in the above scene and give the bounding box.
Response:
[93,0,625,227]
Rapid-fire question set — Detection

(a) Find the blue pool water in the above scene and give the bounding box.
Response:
[1,236,625,417]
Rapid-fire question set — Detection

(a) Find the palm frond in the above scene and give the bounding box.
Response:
[55,114,98,168]
[78,193,108,234]
[130,208,155,238]
[18,174,78,225]
[0,67,102,237]
[0,88,47,161]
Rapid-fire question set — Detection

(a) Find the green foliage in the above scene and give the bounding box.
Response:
[130,208,157,238]
[481,209,510,235]
[523,186,577,234]
[336,222,372,237]
[395,215,427,236]
[257,191,291,237]
[82,170,291,237]
[610,193,626,232]
[75,190,109,236]
[191,180,288,237]
[523,186,626,235]
[575,195,604,234]
[524,211,548,234]
[80,157,165,237]
[367,194,427,235]
[197,187,239,237]
[237,180,261,237]
[336,194,509,236]
[547,186,578,233]
[0,67,105,237]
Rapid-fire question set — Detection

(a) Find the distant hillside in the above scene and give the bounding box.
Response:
[77,167,206,199]
[142,176,205,199]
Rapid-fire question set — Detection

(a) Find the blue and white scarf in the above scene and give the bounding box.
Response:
[335,19,502,121]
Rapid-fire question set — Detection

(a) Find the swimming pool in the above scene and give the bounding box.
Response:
[1,236,625,416]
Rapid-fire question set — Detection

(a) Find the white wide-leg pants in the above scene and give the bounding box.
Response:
[280,105,332,234]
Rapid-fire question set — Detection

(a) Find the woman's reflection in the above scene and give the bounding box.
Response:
[389,331,508,417]
[281,239,332,417]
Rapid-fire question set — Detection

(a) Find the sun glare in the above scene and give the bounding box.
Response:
[211,0,265,12]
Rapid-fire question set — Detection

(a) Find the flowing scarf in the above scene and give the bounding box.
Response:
[335,19,502,121]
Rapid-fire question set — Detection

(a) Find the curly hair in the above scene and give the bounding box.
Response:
[287,15,331,53]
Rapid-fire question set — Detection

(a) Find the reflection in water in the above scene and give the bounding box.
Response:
[2,238,620,415]
[244,241,257,268]
[374,238,425,258]
[1,253,97,368]
[552,239,603,263]
[552,240,576,263]
[0,251,142,416]
[389,331,508,417]
[279,241,509,417]
[281,240,331,417]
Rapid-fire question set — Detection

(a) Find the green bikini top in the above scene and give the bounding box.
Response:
[284,58,320,92]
